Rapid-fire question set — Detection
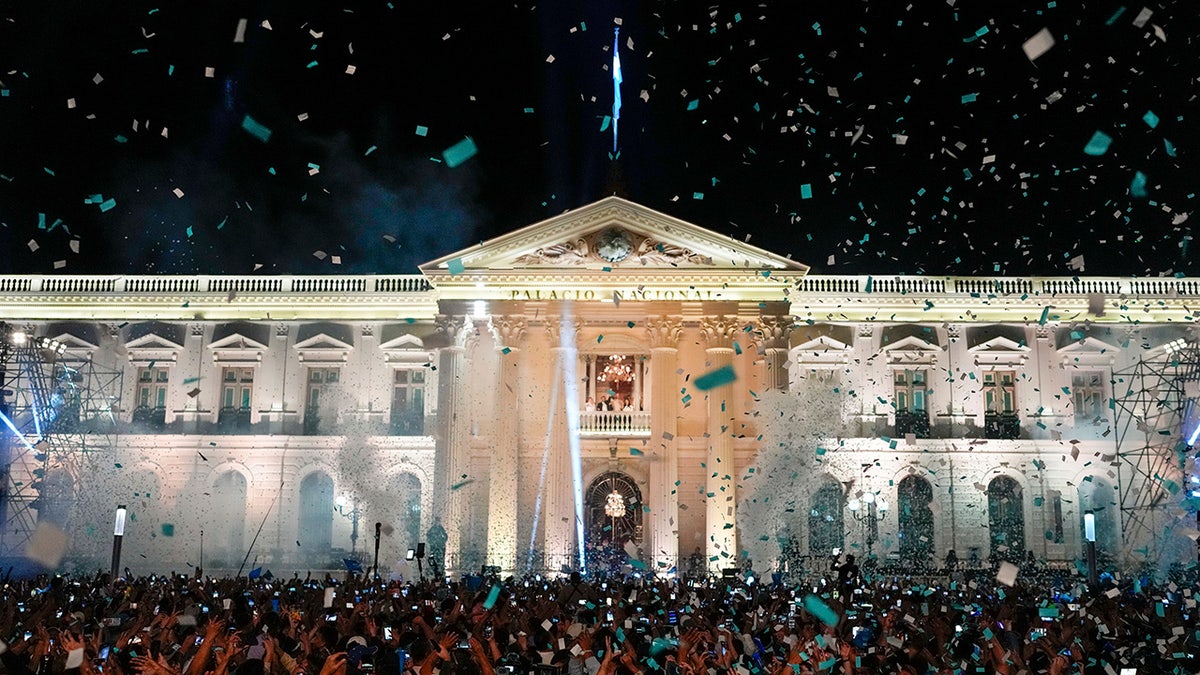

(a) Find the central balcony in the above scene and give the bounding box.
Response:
[579,410,651,437]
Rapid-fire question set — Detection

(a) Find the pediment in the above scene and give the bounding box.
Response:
[293,334,354,351]
[125,333,185,352]
[881,335,940,353]
[379,334,425,350]
[968,336,1031,354]
[793,335,851,353]
[1058,336,1118,354]
[49,332,99,352]
[207,333,269,351]
[881,335,940,367]
[419,197,809,275]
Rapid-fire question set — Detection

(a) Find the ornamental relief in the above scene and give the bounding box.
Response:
[513,228,714,267]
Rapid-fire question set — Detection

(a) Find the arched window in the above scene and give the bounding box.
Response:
[1078,477,1118,559]
[299,471,334,553]
[808,479,844,556]
[987,476,1025,562]
[212,471,247,564]
[897,475,935,566]
[586,472,644,547]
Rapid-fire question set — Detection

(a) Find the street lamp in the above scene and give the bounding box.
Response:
[848,493,888,562]
[111,505,127,579]
[1084,511,1097,586]
[336,495,361,554]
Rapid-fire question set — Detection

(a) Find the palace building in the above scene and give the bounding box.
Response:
[0,197,1196,576]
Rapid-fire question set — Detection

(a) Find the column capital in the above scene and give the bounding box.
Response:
[755,316,794,350]
[490,315,527,351]
[645,315,682,349]
[430,314,470,350]
[701,316,740,350]
[544,316,580,347]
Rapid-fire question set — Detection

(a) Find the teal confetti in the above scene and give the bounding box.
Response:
[446,258,465,275]
[803,594,839,627]
[1083,131,1112,156]
[442,137,478,168]
[161,523,175,537]
[483,584,502,609]
[1142,111,1159,129]
[1130,171,1148,198]
[241,115,272,143]
[694,365,736,391]
[801,183,812,199]
[415,125,429,136]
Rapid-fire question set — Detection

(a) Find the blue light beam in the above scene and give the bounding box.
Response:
[612,26,622,154]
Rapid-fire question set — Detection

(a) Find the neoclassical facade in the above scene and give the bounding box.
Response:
[0,197,1195,576]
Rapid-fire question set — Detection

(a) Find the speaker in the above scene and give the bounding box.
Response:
[416,543,426,559]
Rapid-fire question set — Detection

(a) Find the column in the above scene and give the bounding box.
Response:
[702,316,739,571]
[543,319,578,571]
[645,316,682,571]
[487,316,526,573]
[758,316,793,391]
[430,315,471,574]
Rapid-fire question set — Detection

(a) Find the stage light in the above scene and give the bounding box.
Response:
[10,331,26,346]
[1084,512,1096,543]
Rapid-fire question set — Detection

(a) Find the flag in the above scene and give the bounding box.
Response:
[248,567,262,579]
[612,26,622,153]
[343,558,364,573]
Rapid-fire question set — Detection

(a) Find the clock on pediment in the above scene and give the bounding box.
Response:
[596,228,633,263]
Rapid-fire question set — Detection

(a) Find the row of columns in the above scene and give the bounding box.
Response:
[429,311,792,575]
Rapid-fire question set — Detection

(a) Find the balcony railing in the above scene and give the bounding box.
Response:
[132,406,166,431]
[894,410,930,439]
[984,412,1020,440]
[218,407,252,433]
[579,411,651,437]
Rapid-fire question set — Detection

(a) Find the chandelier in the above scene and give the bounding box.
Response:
[598,354,634,383]
[604,491,626,518]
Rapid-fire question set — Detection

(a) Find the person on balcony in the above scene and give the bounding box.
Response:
[585,397,596,412]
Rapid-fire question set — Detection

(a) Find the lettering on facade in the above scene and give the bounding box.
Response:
[509,288,715,301]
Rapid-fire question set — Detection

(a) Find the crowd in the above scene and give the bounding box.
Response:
[0,560,1196,675]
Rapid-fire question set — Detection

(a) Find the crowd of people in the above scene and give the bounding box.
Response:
[0,558,1195,675]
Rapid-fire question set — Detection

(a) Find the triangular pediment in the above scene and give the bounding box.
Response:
[293,333,354,351]
[379,334,426,350]
[794,335,851,353]
[881,335,940,353]
[968,336,1031,354]
[1058,336,1118,354]
[125,333,185,352]
[420,197,808,275]
[49,332,99,352]
[207,333,269,351]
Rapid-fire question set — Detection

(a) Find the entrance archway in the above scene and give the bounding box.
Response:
[585,472,643,561]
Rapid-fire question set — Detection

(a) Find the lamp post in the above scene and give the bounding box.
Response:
[1084,511,1097,586]
[111,505,127,579]
[336,495,361,554]
[848,493,889,562]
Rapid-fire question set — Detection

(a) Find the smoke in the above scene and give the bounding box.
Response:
[737,379,852,575]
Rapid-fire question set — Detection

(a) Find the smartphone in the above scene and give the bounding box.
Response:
[406,549,415,561]
[383,627,393,641]
[325,614,337,622]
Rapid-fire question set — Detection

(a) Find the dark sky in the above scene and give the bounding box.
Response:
[0,1,1196,277]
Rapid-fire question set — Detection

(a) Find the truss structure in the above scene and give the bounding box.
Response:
[1111,338,1200,564]
[0,324,123,562]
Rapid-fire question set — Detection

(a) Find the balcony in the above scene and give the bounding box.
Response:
[217,407,252,433]
[579,410,651,437]
[894,410,930,439]
[303,412,322,436]
[132,406,166,431]
[389,412,424,436]
[984,412,1020,440]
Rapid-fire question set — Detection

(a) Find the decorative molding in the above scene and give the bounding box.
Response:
[645,316,683,349]
[431,315,469,350]
[490,316,527,350]
[544,317,580,347]
[1035,326,1052,341]
[700,316,739,350]
[755,316,793,350]
[513,228,714,267]
[361,324,375,338]
[858,324,875,338]
[190,323,205,337]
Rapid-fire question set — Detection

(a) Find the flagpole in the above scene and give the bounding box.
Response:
[612,25,622,154]
[238,481,283,577]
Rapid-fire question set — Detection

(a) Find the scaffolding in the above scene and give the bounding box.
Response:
[1111,338,1200,565]
[0,324,123,563]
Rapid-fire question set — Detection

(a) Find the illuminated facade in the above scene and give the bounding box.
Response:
[0,197,1196,576]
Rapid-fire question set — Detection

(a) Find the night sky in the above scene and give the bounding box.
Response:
[0,1,1196,277]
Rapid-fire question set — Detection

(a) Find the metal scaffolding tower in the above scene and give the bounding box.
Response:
[1111,338,1200,565]
[0,324,123,563]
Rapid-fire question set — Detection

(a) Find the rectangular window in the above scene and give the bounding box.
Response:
[894,369,928,412]
[983,371,1016,413]
[222,367,254,410]
[1049,491,1065,543]
[137,366,169,410]
[391,369,426,435]
[306,367,340,417]
[1071,372,1105,423]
